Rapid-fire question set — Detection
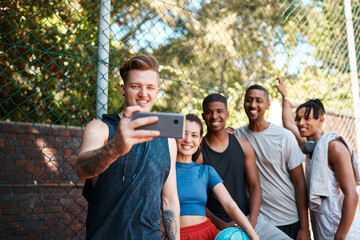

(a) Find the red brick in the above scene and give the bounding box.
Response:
[0,188,13,195]
[32,206,45,214]
[61,148,73,159]
[44,214,57,221]
[3,200,21,208]
[23,235,40,240]
[67,204,82,212]
[8,132,18,140]
[12,188,34,195]
[70,223,84,232]
[3,207,25,215]
[1,121,88,238]
[47,223,67,233]
[32,226,48,234]
[15,134,36,143]
[13,122,34,133]
[50,206,65,213]
[5,146,15,154]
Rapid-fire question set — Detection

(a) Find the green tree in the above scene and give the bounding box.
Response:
[274,0,359,113]
[144,0,305,123]
[2,0,357,128]
[1,0,100,126]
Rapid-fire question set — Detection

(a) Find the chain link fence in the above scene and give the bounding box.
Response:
[1,0,359,238]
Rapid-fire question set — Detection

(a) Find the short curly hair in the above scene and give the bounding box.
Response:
[245,84,269,99]
[202,93,227,110]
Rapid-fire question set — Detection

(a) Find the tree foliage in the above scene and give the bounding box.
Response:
[273,0,360,113]
[1,0,358,126]
[1,0,100,125]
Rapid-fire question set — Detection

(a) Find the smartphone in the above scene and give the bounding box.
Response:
[132,112,185,139]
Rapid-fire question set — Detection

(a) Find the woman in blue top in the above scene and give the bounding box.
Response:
[176,114,258,240]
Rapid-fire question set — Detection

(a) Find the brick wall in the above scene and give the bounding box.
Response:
[324,113,357,155]
[0,121,86,239]
[0,112,358,239]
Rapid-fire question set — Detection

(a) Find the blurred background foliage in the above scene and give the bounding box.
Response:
[1,0,359,127]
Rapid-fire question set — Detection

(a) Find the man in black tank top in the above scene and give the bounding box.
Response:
[76,54,180,239]
[196,94,292,240]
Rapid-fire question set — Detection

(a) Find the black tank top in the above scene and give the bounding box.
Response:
[83,114,170,239]
[202,133,249,222]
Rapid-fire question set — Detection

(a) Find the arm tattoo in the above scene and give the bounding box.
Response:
[81,142,114,177]
[162,210,177,240]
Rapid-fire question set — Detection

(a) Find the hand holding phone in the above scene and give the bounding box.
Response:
[132,112,185,139]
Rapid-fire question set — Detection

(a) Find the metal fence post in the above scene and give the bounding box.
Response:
[345,0,360,158]
[96,0,111,119]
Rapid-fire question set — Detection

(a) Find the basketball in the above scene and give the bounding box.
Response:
[214,227,250,240]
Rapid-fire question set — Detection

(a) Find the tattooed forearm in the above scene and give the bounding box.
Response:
[162,210,177,240]
[77,141,116,178]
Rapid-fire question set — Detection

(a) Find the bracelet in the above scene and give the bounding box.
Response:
[283,96,288,100]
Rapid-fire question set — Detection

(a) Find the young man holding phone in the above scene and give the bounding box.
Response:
[76,54,180,239]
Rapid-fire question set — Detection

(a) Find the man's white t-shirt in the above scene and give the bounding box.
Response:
[236,123,304,226]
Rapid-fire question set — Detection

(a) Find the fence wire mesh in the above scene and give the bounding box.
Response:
[1,0,359,239]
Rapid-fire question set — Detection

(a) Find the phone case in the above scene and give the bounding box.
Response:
[132,112,185,139]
